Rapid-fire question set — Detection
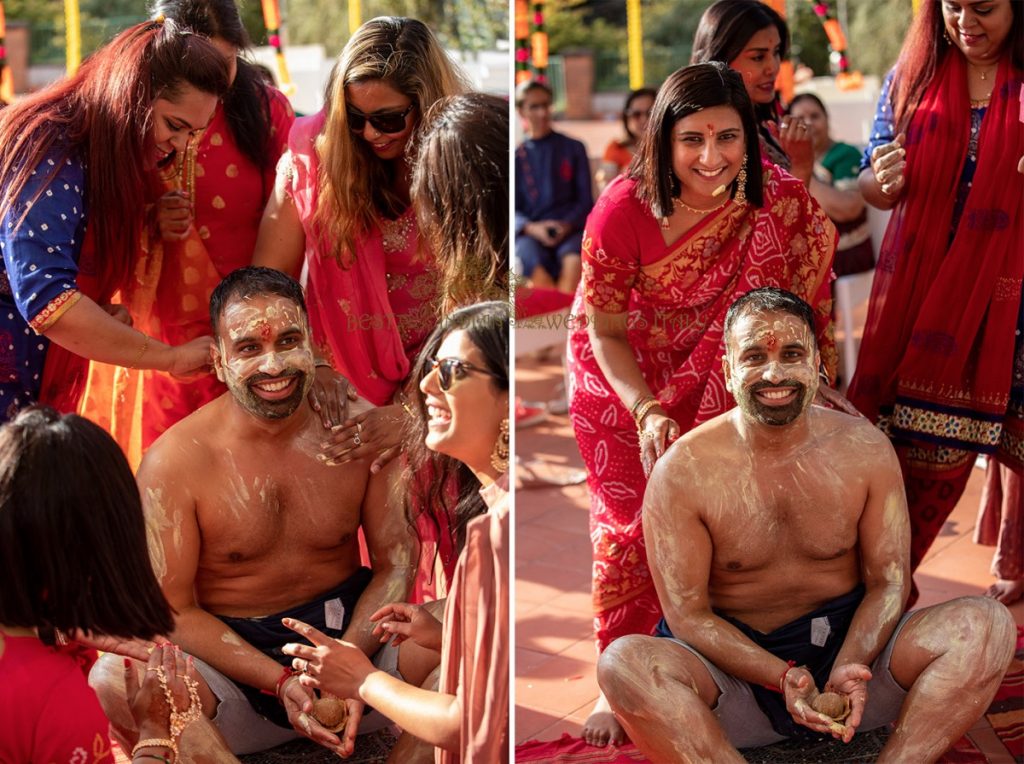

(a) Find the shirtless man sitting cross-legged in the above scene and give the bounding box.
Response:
[91,267,430,760]
[598,287,1016,763]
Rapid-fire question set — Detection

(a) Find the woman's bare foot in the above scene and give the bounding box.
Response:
[984,579,1024,605]
[581,690,627,747]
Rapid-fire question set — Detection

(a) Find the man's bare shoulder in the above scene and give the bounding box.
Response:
[139,396,225,481]
[809,406,895,461]
[650,412,741,487]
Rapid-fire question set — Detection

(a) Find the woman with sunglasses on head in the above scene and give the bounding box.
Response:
[596,88,657,194]
[283,301,509,762]
[79,0,296,460]
[254,16,467,472]
[0,19,228,423]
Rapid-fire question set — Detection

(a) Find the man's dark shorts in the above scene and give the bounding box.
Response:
[655,585,912,749]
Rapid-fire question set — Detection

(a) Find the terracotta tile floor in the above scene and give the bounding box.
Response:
[513,349,1024,748]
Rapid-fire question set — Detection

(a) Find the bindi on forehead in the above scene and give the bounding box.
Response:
[253,318,273,342]
[765,332,778,350]
[707,124,715,136]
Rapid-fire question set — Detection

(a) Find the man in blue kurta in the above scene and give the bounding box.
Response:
[514,80,593,294]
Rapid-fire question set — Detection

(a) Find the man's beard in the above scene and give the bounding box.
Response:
[734,379,811,427]
[228,369,310,420]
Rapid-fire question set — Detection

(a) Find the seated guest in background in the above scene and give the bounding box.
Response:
[514,80,593,294]
[595,88,657,194]
[598,288,1016,764]
[0,407,230,761]
[90,267,422,759]
[787,93,874,280]
[284,300,510,763]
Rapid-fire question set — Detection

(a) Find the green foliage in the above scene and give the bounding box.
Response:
[284,0,507,57]
[848,0,912,78]
[543,0,913,94]
[786,1,830,75]
[8,0,506,67]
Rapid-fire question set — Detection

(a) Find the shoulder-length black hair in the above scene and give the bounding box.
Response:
[403,301,509,558]
[150,0,275,172]
[691,0,789,126]
[0,407,173,644]
[629,61,764,218]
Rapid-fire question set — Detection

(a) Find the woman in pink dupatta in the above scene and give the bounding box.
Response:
[253,16,467,454]
[282,302,510,763]
[253,17,468,595]
[568,63,841,747]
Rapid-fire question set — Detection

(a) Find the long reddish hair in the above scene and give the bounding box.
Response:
[890,1,1023,132]
[0,20,228,297]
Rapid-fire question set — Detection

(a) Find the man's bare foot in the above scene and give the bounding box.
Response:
[581,690,627,747]
[984,578,1024,605]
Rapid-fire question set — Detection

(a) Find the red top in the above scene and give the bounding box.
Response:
[0,634,112,762]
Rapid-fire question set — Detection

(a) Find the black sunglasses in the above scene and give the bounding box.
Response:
[347,103,416,134]
[428,357,500,391]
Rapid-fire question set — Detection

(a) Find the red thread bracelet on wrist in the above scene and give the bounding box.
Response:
[259,666,296,703]
[763,660,797,694]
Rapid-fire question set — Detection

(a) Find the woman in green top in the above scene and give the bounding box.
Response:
[788,93,874,277]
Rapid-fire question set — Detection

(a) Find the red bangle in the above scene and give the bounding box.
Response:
[764,660,797,694]
[259,666,296,703]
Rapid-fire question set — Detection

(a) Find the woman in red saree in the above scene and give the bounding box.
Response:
[568,62,839,746]
[850,0,1023,600]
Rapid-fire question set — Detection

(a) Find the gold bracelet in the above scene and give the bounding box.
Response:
[132,740,174,758]
[131,334,151,369]
[629,394,656,418]
[633,398,662,429]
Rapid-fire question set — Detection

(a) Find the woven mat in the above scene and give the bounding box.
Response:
[238,728,398,764]
[981,628,1023,761]
[515,729,890,764]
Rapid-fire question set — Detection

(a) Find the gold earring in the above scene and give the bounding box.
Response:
[735,154,748,206]
[943,28,952,45]
[491,418,509,474]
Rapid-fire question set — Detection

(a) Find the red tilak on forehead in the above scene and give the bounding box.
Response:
[254,318,272,341]
[707,124,715,136]
[765,332,778,350]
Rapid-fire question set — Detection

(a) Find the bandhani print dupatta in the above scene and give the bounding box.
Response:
[622,165,838,431]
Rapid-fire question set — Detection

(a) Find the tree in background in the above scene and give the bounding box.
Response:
[8,0,505,69]
[284,0,506,56]
[544,0,912,94]
[848,0,911,78]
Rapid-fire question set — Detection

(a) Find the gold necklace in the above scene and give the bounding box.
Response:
[968,62,997,81]
[673,194,729,216]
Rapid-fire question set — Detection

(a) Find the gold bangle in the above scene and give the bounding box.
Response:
[629,394,655,418]
[633,398,662,428]
[131,334,151,369]
[132,740,174,758]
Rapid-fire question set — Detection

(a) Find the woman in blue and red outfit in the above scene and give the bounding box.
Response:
[849,0,1023,602]
[0,19,228,421]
